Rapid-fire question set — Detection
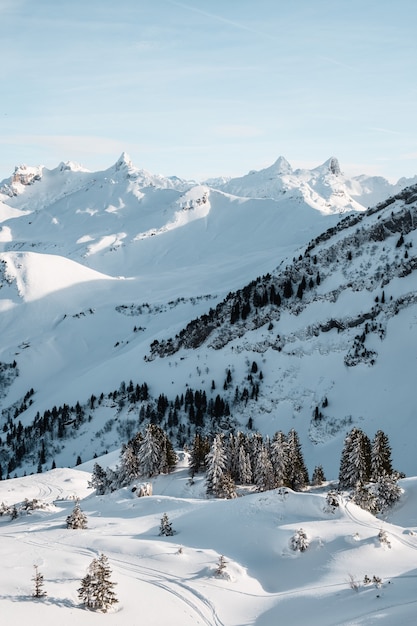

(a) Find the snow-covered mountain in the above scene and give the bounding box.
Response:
[0,153,416,480]
[205,155,417,211]
[2,154,417,625]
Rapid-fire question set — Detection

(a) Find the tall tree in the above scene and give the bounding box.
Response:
[339,427,371,490]
[206,434,227,496]
[286,429,309,491]
[371,430,393,481]
[270,431,288,487]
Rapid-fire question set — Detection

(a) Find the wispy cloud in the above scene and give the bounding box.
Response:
[369,127,402,136]
[165,0,278,41]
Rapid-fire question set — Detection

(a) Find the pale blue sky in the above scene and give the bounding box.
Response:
[0,0,416,181]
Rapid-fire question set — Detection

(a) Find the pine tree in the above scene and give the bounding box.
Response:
[253,444,275,492]
[32,565,47,598]
[311,465,326,486]
[66,500,88,529]
[138,424,162,477]
[159,512,175,536]
[88,462,109,495]
[286,429,309,491]
[119,441,141,485]
[216,471,237,499]
[78,554,118,612]
[371,430,393,481]
[290,528,309,552]
[237,444,252,485]
[339,427,371,490]
[215,554,228,578]
[206,434,227,497]
[189,434,210,477]
[270,431,288,487]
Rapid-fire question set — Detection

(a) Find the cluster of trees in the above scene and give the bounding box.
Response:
[89,424,177,494]
[189,429,311,498]
[338,427,402,512]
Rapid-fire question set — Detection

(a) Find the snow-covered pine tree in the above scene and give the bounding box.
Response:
[286,429,309,491]
[159,512,175,536]
[32,565,47,598]
[237,443,252,485]
[270,431,288,487]
[66,500,88,529]
[339,427,371,490]
[290,528,309,552]
[206,433,227,497]
[352,481,378,513]
[189,433,210,477]
[138,424,163,477]
[215,554,228,578]
[253,444,275,492]
[226,432,240,482]
[371,430,393,481]
[371,472,402,512]
[138,424,177,478]
[88,462,109,495]
[216,471,237,499]
[311,465,326,486]
[378,528,390,546]
[119,441,141,485]
[78,553,118,612]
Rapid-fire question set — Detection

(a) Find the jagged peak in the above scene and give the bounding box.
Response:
[57,161,89,173]
[323,157,341,176]
[270,155,293,175]
[114,152,133,171]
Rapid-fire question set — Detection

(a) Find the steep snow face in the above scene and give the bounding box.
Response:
[0,251,114,302]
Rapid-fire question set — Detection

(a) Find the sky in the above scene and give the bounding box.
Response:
[0,0,416,183]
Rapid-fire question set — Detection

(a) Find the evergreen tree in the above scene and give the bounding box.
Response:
[339,427,371,490]
[371,430,393,481]
[66,500,88,529]
[237,443,252,485]
[119,441,141,485]
[371,473,402,512]
[78,553,118,612]
[89,463,109,495]
[32,565,47,598]
[159,512,175,536]
[286,429,309,491]
[290,528,309,552]
[206,434,227,496]
[138,424,177,477]
[254,444,275,492]
[216,471,237,499]
[189,434,210,477]
[215,554,228,577]
[311,465,326,486]
[270,431,288,487]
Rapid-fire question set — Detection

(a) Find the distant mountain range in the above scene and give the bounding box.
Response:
[0,154,416,480]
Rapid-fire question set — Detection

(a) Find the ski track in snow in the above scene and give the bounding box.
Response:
[10,524,225,626]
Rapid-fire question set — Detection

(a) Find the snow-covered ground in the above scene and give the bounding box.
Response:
[1,458,417,625]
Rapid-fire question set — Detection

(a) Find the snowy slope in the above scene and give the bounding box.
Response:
[1,460,417,625]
